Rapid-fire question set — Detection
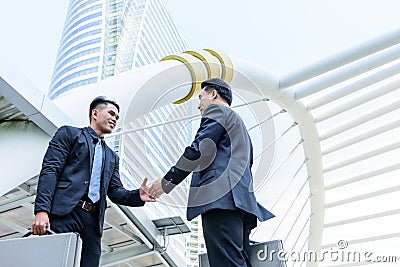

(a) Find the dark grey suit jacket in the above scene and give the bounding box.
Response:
[34,126,144,235]
[163,104,274,222]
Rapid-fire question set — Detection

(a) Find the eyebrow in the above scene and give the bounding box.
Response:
[109,110,120,120]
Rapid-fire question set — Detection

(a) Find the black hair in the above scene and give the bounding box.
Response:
[89,96,120,121]
[203,84,232,106]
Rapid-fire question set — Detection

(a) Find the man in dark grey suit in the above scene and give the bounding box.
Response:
[149,78,275,267]
[31,96,155,267]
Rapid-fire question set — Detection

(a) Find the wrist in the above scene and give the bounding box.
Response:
[35,210,49,216]
[161,178,175,194]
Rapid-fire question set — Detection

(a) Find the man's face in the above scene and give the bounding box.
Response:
[198,88,215,115]
[92,104,119,136]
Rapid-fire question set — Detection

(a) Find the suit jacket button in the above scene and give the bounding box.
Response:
[84,181,89,185]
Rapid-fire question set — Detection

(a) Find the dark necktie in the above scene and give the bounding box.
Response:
[88,139,102,203]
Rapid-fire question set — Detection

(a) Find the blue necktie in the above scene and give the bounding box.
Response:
[88,139,102,203]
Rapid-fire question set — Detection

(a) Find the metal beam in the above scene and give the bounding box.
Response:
[323,141,400,173]
[322,118,400,155]
[292,42,400,99]
[307,61,400,110]
[0,195,35,213]
[319,98,400,141]
[105,219,143,244]
[325,185,400,208]
[280,27,400,89]
[324,208,400,228]
[100,244,152,266]
[321,232,400,249]
[325,163,400,190]
[0,216,28,234]
[0,67,74,136]
[314,76,400,122]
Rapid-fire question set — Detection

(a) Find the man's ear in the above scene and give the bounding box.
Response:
[211,89,218,99]
[91,109,98,120]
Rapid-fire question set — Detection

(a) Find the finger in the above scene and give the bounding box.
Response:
[32,221,41,235]
[141,177,148,187]
[36,226,41,235]
[34,225,41,235]
[36,227,43,235]
[40,224,46,235]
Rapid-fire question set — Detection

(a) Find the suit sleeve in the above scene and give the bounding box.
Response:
[34,126,75,214]
[162,105,226,193]
[107,155,145,206]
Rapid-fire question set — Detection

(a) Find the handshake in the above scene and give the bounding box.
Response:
[139,178,166,202]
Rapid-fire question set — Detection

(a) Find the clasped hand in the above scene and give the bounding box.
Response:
[147,178,164,199]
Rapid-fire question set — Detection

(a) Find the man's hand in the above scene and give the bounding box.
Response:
[139,178,156,202]
[31,211,50,235]
[149,178,164,199]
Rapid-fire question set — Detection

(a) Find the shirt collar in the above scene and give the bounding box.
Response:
[87,127,104,144]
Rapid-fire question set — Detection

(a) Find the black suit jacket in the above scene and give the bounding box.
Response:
[34,126,144,234]
[163,104,274,222]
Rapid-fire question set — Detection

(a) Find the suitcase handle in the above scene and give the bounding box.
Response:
[22,228,56,237]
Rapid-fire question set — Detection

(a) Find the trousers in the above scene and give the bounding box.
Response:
[201,209,257,267]
[50,205,102,267]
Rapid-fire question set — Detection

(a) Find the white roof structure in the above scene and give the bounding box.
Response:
[1,27,400,266]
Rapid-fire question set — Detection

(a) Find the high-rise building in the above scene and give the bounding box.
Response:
[48,0,187,99]
[48,1,206,266]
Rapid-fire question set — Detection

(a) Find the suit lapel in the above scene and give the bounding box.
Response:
[102,146,112,193]
[103,147,109,181]
[83,128,94,172]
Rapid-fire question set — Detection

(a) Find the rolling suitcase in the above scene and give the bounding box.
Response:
[0,231,81,267]
[199,240,286,267]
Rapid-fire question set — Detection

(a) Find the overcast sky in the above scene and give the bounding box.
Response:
[1,0,399,93]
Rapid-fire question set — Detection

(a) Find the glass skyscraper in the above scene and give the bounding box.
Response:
[48,0,187,99]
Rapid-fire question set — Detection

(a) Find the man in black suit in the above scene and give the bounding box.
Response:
[31,96,155,267]
[149,78,275,267]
